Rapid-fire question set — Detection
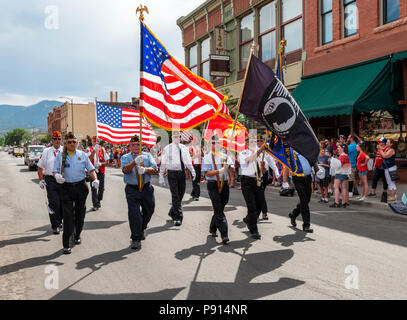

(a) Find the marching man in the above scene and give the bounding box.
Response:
[121,135,158,250]
[87,136,109,211]
[159,131,195,227]
[201,135,234,244]
[37,131,64,234]
[53,132,99,254]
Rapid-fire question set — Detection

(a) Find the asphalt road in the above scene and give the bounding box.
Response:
[1,151,407,300]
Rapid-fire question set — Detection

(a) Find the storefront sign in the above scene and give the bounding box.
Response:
[214,26,225,54]
[210,54,230,77]
[381,119,393,130]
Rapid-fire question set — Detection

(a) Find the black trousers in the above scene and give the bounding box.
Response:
[191,164,201,198]
[90,171,105,207]
[292,175,312,229]
[125,183,155,241]
[261,173,268,214]
[168,170,186,222]
[61,180,89,249]
[241,176,263,234]
[207,181,229,238]
[44,176,63,229]
[371,168,388,190]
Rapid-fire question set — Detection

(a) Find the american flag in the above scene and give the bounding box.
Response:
[96,102,157,146]
[139,21,226,131]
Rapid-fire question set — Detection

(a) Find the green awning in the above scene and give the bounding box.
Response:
[292,57,403,118]
[393,50,407,63]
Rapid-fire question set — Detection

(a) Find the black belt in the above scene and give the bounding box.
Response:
[242,176,257,181]
[127,182,150,189]
[64,179,86,186]
[168,170,184,173]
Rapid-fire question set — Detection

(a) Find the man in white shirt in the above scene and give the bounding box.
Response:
[87,136,109,211]
[189,136,202,201]
[37,131,64,234]
[159,131,196,226]
[238,134,267,240]
[257,134,280,220]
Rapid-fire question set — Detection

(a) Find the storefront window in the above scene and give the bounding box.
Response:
[344,0,357,37]
[189,44,197,73]
[383,0,399,24]
[200,38,210,81]
[282,0,303,53]
[240,14,254,69]
[321,0,333,44]
[259,2,276,62]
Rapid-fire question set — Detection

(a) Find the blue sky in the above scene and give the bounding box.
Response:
[0,0,204,106]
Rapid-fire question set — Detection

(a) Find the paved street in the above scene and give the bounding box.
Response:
[1,151,407,300]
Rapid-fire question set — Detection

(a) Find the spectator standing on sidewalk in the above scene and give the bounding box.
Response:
[356,141,370,201]
[379,139,398,202]
[317,147,330,203]
[347,135,360,197]
[368,137,388,202]
[330,144,351,208]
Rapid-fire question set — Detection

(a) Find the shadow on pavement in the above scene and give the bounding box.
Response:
[51,287,186,300]
[29,221,126,232]
[0,230,51,249]
[0,250,63,276]
[146,220,179,236]
[75,248,134,271]
[273,227,315,247]
[31,178,40,184]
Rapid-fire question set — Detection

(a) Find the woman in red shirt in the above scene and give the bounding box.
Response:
[330,144,351,208]
[356,142,370,201]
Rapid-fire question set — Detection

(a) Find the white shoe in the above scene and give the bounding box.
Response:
[358,196,366,201]
[349,192,353,198]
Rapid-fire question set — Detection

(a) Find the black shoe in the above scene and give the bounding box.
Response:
[303,226,314,233]
[131,240,141,250]
[262,214,268,220]
[342,203,350,208]
[288,213,297,227]
[63,247,71,254]
[194,197,199,201]
[222,237,230,244]
[381,192,388,203]
[251,232,261,240]
[59,223,63,230]
[74,238,81,245]
[330,203,341,208]
[52,227,60,235]
[91,207,98,211]
[243,217,249,226]
[174,220,182,226]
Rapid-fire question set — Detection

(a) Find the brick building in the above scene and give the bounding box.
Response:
[47,106,62,134]
[177,0,306,115]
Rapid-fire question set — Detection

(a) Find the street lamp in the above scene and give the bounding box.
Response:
[59,96,74,135]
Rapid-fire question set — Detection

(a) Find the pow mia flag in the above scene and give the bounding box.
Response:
[239,55,319,165]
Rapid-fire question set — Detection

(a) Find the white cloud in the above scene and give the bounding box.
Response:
[0,0,205,106]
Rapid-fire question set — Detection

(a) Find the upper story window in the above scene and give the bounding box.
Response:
[282,0,303,53]
[200,38,210,81]
[189,44,198,75]
[383,0,399,24]
[343,0,358,37]
[321,0,333,44]
[259,1,276,62]
[240,14,254,70]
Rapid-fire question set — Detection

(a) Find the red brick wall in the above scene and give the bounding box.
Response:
[195,17,207,39]
[305,0,407,75]
[208,7,221,30]
[183,25,194,46]
[234,0,250,15]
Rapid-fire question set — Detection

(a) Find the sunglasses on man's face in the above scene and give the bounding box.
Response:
[52,138,61,141]
[66,140,76,145]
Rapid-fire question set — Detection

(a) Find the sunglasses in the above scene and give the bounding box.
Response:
[66,140,76,145]
[52,138,61,141]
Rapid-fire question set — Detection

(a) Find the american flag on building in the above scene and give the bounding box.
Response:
[95,102,157,146]
[139,21,226,131]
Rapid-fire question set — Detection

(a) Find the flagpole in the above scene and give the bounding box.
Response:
[220,43,256,191]
[137,5,149,192]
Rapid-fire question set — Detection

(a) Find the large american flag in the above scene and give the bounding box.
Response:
[96,102,157,146]
[139,21,226,131]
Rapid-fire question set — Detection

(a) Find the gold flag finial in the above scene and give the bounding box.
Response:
[279,39,287,55]
[136,4,149,22]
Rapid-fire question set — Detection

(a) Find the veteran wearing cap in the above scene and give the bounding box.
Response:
[53,132,99,254]
[121,135,158,250]
[201,135,235,244]
[37,131,64,234]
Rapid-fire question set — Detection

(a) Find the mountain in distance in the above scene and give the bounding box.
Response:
[0,100,63,135]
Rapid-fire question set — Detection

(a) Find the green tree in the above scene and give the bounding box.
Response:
[40,134,51,144]
[5,128,32,146]
[0,135,5,146]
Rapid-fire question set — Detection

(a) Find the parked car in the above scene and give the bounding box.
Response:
[8,147,14,155]
[3,146,9,152]
[13,147,24,157]
[25,145,46,171]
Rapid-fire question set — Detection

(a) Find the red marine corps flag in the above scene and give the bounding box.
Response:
[139,20,227,131]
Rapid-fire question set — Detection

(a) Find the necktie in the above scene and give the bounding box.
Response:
[179,147,185,171]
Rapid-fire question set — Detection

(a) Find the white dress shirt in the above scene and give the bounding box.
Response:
[160,143,195,176]
[239,148,261,178]
[190,145,201,165]
[263,153,280,178]
[37,146,64,176]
